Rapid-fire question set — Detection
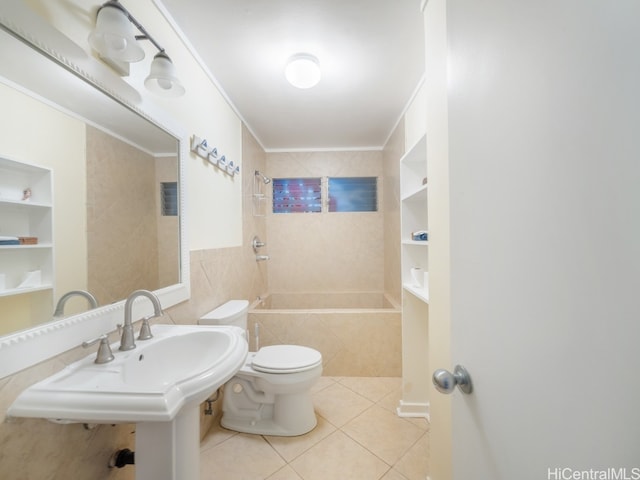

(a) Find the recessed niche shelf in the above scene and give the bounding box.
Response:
[0,156,53,299]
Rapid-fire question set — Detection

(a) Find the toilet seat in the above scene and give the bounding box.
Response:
[252,345,322,374]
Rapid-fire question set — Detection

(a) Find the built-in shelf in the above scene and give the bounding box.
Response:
[0,156,54,298]
[398,133,429,419]
[403,283,429,303]
[402,239,429,246]
[400,133,428,305]
[0,244,53,250]
[0,285,54,298]
[401,184,427,202]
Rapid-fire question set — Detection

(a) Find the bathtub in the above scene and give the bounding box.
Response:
[248,292,402,377]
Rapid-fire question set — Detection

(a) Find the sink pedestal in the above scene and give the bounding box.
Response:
[136,405,200,480]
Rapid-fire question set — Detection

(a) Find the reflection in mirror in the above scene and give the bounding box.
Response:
[0,79,179,335]
[0,21,181,339]
[86,125,179,307]
[53,290,98,317]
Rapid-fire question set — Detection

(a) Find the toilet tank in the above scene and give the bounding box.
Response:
[199,300,249,329]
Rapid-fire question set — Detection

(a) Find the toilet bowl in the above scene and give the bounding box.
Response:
[199,300,322,436]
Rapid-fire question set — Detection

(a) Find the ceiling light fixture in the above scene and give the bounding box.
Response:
[88,0,185,97]
[285,53,321,89]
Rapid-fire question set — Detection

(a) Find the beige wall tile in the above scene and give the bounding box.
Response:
[86,126,162,305]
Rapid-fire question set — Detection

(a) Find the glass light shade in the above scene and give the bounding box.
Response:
[88,4,144,63]
[285,53,321,89]
[144,52,185,97]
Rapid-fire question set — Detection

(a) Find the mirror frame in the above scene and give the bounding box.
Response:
[0,7,190,379]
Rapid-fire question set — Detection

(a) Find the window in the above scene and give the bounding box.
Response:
[161,182,178,216]
[272,176,379,213]
[272,177,322,213]
[328,177,377,212]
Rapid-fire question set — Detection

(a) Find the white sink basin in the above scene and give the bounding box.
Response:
[8,324,248,423]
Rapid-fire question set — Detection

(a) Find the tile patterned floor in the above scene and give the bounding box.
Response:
[200,377,429,480]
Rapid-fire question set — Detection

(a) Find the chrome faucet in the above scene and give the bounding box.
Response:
[119,290,163,351]
[54,290,98,317]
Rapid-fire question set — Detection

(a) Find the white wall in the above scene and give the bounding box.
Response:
[404,79,427,151]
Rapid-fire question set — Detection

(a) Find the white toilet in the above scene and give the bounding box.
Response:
[199,300,322,436]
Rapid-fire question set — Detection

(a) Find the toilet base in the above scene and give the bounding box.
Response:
[221,412,317,437]
[221,373,319,436]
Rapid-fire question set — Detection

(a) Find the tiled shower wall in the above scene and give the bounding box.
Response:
[265,150,385,294]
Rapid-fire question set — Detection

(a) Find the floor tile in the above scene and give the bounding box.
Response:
[265,415,336,462]
[338,376,401,403]
[393,431,430,480]
[312,382,373,427]
[289,430,390,480]
[376,385,403,413]
[266,465,304,480]
[310,375,336,394]
[200,418,238,452]
[381,469,411,480]
[200,433,285,480]
[342,404,424,465]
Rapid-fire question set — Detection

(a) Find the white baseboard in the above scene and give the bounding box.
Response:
[396,400,430,420]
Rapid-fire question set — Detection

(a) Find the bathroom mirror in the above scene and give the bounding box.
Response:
[0,6,190,378]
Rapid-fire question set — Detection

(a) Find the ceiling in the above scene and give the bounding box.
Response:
[159,0,425,151]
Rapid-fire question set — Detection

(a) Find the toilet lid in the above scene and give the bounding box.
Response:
[252,345,322,374]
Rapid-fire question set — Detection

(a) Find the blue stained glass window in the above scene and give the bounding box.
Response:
[328,177,378,212]
[272,177,322,213]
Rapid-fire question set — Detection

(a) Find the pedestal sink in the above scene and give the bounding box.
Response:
[7,324,248,480]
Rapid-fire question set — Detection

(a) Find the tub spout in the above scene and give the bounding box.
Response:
[256,254,270,261]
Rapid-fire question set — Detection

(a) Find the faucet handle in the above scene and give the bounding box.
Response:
[82,334,115,364]
[137,315,154,341]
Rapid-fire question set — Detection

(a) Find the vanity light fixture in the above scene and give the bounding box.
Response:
[285,53,321,89]
[88,0,185,97]
[144,51,185,97]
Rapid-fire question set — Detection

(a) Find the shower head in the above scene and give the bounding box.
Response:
[255,170,271,184]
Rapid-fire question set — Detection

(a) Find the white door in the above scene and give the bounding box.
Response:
[433,1,640,478]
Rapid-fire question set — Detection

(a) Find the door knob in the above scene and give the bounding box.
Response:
[432,365,473,394]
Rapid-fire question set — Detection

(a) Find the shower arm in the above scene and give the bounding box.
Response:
[254,170,271,184]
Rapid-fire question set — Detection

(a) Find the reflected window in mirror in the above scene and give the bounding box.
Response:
[161,182,178,216]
